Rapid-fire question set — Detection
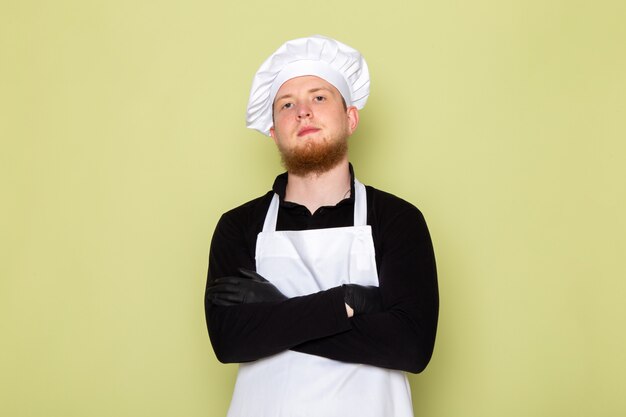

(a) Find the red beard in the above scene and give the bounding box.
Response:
[277,136,348,176]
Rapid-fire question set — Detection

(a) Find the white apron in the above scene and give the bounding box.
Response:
[227,179,414,417]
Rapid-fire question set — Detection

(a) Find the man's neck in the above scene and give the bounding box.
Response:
[285,159,351,214]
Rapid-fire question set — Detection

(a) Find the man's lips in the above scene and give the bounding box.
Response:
[297,127,320,137]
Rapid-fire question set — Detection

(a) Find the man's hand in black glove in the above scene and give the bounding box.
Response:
[343,284,383,316]
[207,268,288,306]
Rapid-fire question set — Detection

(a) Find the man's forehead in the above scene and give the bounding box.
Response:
[274,76,340,100]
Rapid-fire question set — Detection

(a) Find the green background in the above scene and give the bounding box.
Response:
[2,1,625,416]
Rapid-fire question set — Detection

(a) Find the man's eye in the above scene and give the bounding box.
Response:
[314,96,326,102]
[282,103,293,109]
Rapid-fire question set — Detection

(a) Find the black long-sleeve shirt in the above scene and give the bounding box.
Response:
[205,166,439,373]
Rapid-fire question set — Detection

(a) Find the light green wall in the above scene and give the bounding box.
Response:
[2,1,625,416]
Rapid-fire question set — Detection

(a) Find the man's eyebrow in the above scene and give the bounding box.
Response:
[274,93,293,103]
[274,87,332,103]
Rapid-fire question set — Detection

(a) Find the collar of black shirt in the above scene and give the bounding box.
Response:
[271,163,357,211]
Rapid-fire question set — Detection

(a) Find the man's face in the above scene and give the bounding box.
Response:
[270,75,359,176]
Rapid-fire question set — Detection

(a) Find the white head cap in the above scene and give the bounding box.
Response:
[246,35,370,136]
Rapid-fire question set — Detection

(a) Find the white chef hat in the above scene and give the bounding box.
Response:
[246,35,370,136]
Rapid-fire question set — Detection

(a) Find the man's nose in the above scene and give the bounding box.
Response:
[297,105,312,119]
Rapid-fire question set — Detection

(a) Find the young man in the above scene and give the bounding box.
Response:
[205,35,439,417]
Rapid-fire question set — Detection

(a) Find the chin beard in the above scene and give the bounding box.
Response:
[278,137,348,177]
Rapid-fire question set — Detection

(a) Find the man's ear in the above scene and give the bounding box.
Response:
[269,127,278,144]
[347,106,360,134]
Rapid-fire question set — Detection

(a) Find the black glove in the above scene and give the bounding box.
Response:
[206,268,288,306]
[342,284,383,315]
